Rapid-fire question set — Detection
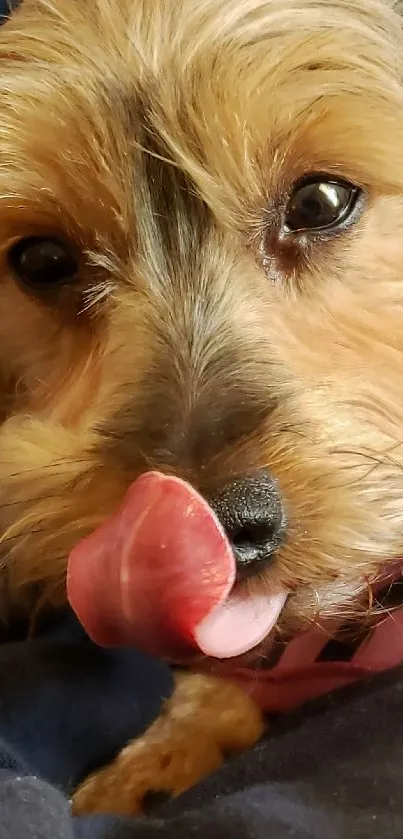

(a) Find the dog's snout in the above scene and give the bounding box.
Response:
[210,470,286,580]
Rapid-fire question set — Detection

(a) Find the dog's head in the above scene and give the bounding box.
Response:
[0,0,403,652]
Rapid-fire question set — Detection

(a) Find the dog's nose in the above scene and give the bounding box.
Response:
[209,470,286,580]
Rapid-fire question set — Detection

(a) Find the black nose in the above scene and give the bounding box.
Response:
[209,470,286,580]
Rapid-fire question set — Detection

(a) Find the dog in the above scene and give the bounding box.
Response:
[1,0,403,817]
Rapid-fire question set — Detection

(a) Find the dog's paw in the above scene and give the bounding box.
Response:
[72,672,265,817]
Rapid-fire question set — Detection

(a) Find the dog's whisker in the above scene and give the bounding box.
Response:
[0,459,92,481]
[0,493,73,511]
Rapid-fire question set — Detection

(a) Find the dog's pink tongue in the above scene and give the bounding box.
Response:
[67,472,286,659]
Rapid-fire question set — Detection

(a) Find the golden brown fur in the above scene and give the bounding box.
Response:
[0,0,403,815]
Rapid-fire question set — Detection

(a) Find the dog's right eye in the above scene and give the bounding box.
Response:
[284,176,362,234]
[9,237,78,289]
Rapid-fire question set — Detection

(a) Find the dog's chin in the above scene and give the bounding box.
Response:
[182,634,287,674]
[175,622,289,671]
[219,637,287,670]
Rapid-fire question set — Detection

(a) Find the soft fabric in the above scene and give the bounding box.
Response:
[0,609,175,838]
[0,639,401,838]
[0,612,174,792]
[0,773,73,839]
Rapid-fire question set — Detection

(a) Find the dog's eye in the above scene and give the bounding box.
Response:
[284,177,361,233]
[9,237,78,288]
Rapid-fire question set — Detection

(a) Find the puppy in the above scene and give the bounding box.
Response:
[1,0,403,817]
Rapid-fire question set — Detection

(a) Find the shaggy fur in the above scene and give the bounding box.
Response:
[1,0,403,814]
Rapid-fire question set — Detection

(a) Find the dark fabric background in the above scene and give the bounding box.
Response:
[0,614,401,839]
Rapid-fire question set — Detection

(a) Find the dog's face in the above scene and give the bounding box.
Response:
[0,0,402,641]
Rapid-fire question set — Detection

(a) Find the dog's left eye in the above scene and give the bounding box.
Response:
[9,237,78,289]
[284,177,361,234]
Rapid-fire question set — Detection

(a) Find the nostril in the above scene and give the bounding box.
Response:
[233,525,263,552]
[232,522,274,555]
[209,470,287,581]
[231,521,282,580]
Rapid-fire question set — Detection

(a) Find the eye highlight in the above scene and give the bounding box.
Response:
[9,237,78,289]
[284,177,362,234]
